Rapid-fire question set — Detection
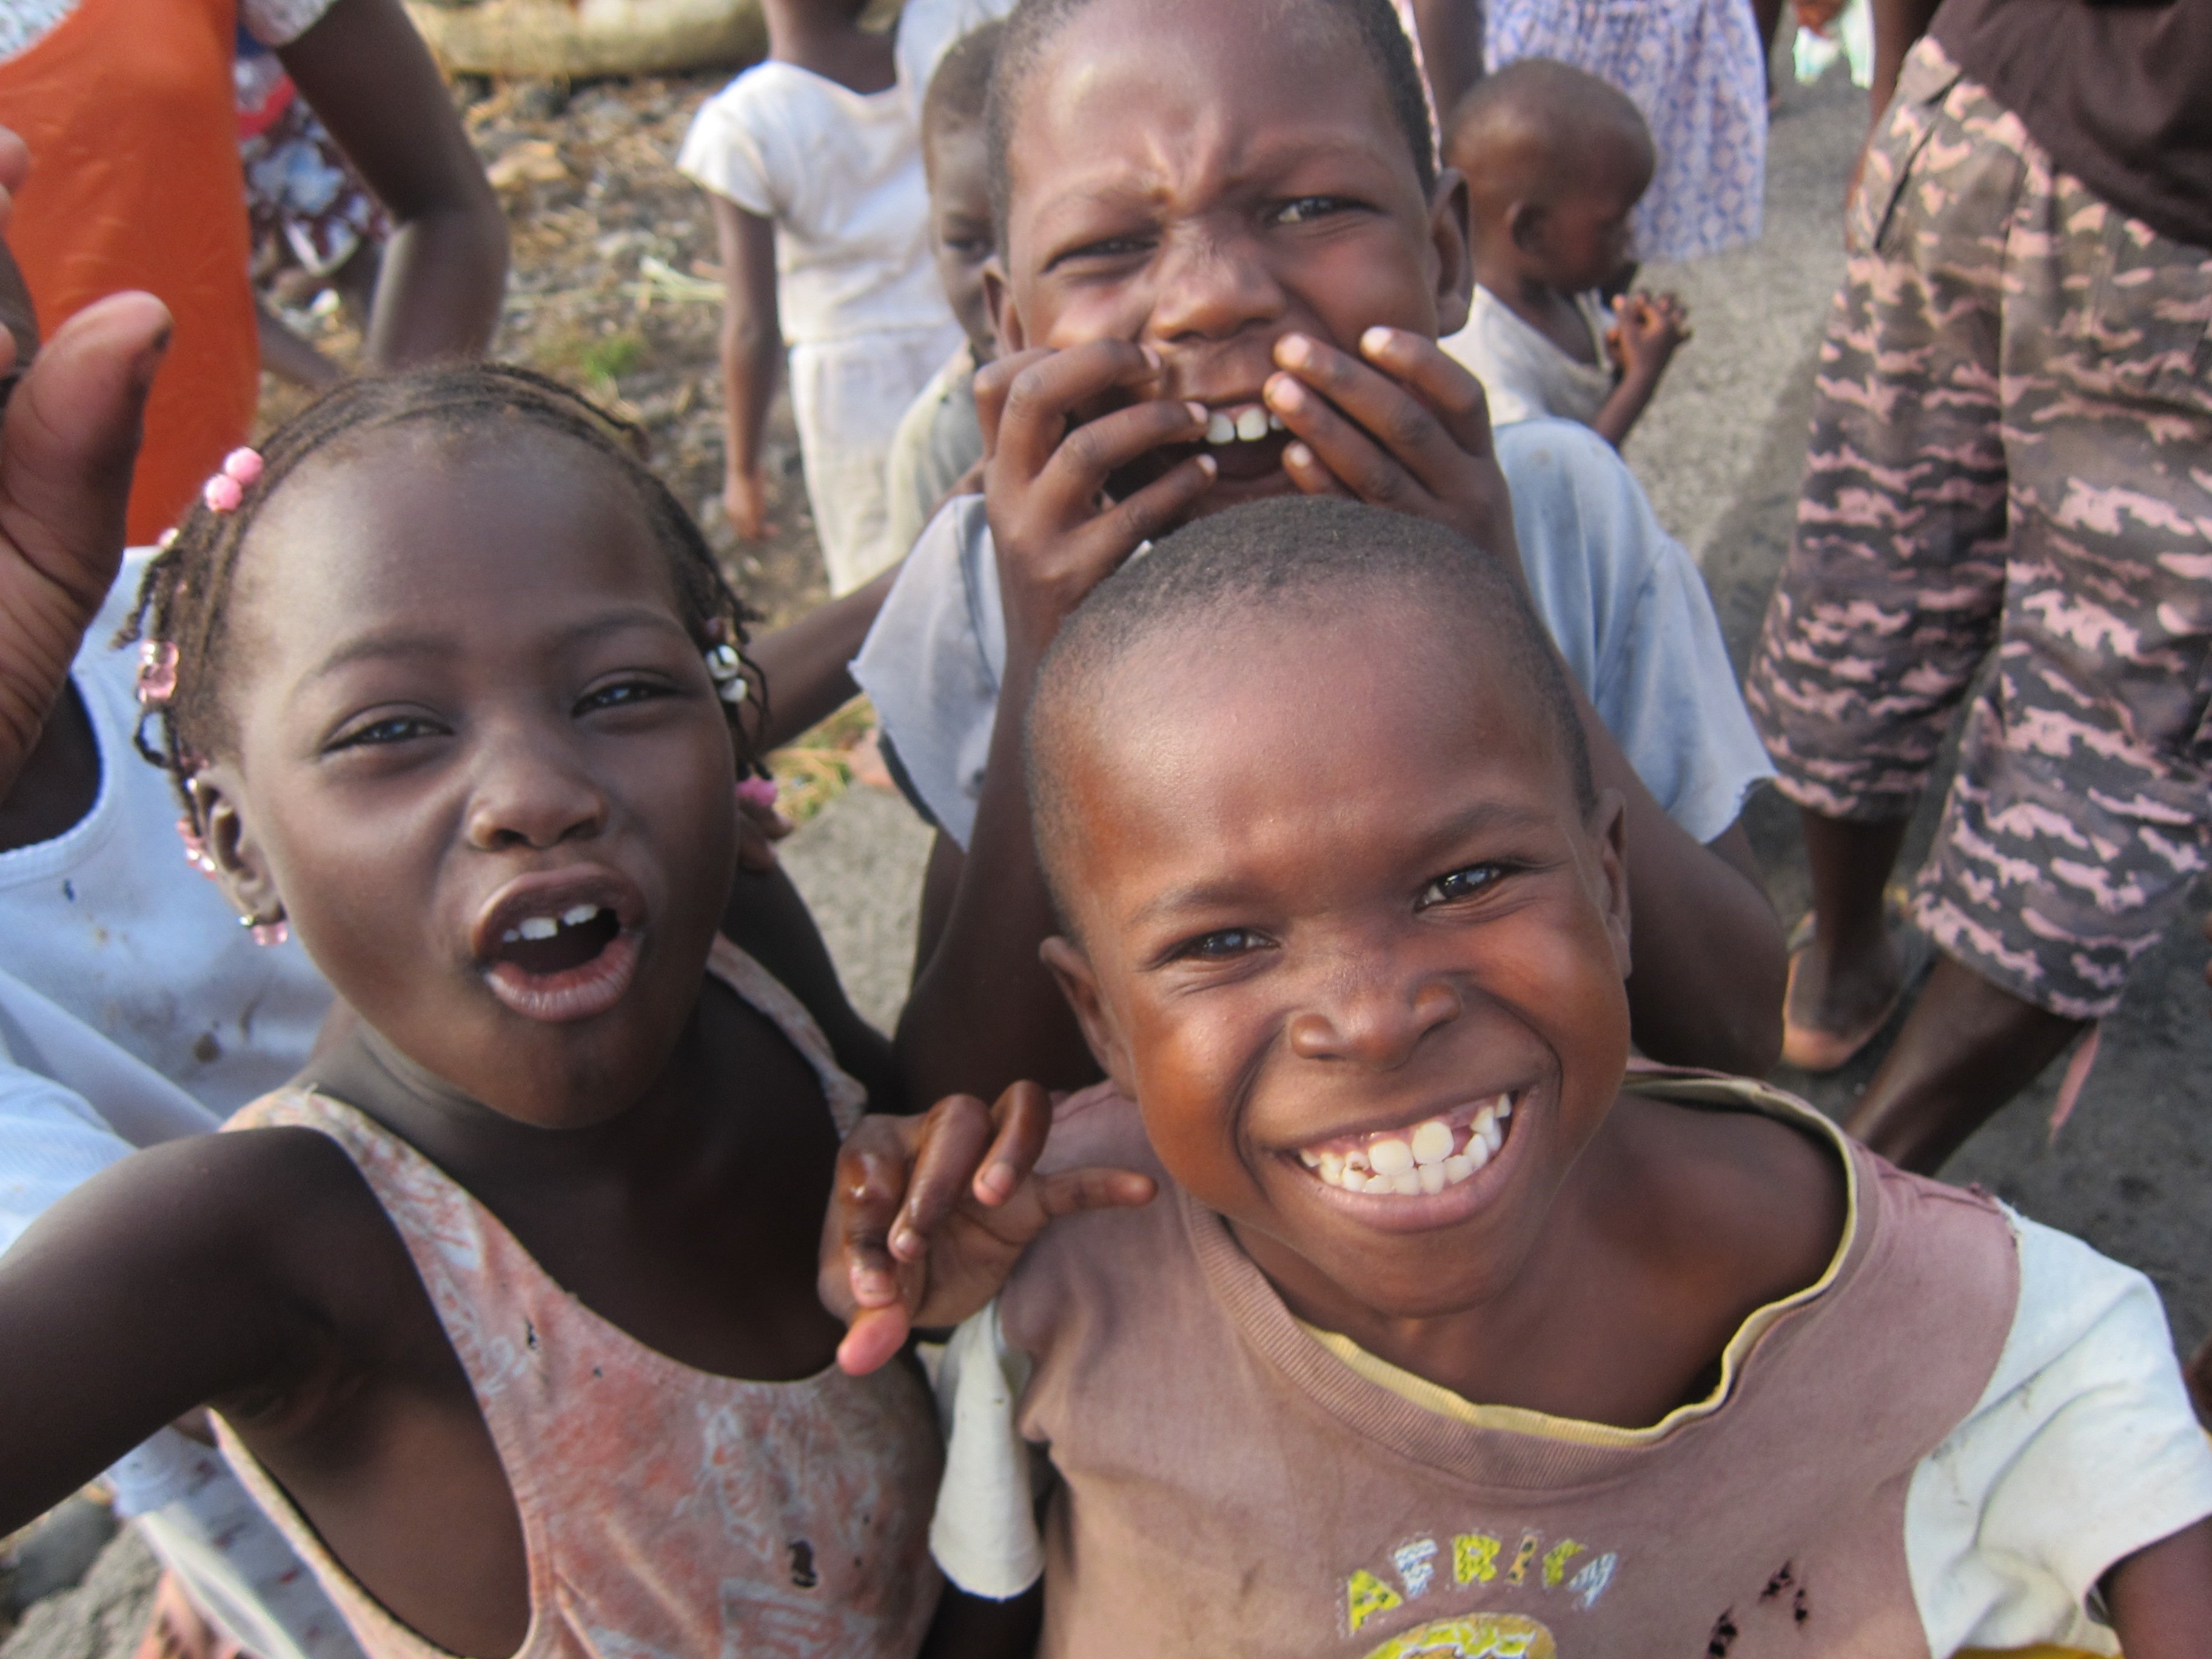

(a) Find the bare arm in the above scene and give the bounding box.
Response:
[0,1133,344,1533]
[279,0,507,367]
[2106,1517,2212,1659]
[749,561,900,752]
[1867,0,1943,121]
[1409,0,1485,123]
[712,196,782,539]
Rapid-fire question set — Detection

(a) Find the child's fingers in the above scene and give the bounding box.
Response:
[835,1304,913,1377]
[972,346,1054,458]
[892,1093,1000,1255]
[825,1123,922,1313]
[1264,358,1427,512]
[1354,327,1499,470]
[1087,451,1217,548]
[973,1079,1056,1206]
[1034,1165,1159,1221]
[985,339,1167,484]
[1032,395,1210,519]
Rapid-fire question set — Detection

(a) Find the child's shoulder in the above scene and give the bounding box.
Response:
[1034,1079,1167,1185]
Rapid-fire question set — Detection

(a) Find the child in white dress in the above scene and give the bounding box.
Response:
[680,0,962,593]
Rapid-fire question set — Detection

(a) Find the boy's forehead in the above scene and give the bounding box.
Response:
[1006,0,1412,222]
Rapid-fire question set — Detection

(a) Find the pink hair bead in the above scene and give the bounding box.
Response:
[736,776,780,809]
[221,447,264,486]
[203,474,244,513]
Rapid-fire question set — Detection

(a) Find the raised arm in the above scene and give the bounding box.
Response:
[279,0,508,367]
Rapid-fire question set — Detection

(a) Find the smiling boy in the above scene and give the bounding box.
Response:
[854,0,1785,1105]
[834,498,2212,1658]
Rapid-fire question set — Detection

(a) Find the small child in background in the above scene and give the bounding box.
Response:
[881,20,1000,564]
[679,0,962,592]
[0,367,943,1657]
[1440,60,1690,447]
[832,496,2212,1659]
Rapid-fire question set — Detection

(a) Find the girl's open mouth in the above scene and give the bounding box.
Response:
[474,877,643,1023]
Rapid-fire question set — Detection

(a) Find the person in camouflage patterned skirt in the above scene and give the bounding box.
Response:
[1746,8,2212,1174]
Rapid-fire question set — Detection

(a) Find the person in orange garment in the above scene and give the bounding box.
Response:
[0,0,506,543]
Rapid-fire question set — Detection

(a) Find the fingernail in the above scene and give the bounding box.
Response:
[1140,344,1162,369]
[1285,441,1313,469]
[1269,378,1306,411]
[1276,335,1313,367]
[1196,452,1218,478]
[1361,326,1395,357]
[890,1224,920,1258]
[977,1161,1016,1202]
[1185,400,1208,426]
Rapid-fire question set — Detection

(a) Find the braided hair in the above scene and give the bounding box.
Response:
[119,363,765,837]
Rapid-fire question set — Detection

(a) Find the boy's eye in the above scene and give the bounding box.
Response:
[1420,864,1507,908]
[1048,232,1156,270]
[1172,927,1270,963]
[1272,196,1357,226]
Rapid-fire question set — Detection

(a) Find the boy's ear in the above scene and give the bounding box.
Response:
[1587,786,1632,982]
[188,768,285,933]
[1039,934,1137,1099]
[982,256,1025,354]
[1427,166,1475,338]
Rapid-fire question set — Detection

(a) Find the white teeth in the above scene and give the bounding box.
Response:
[1206,411,1236,444]
[1418,1162,1446,1195]
[1368,1138,1414,1177]
[1235,406,1269,442]
[1409,1119,1454,1165]
[1442,1153,1475,1182]
[516,915,559,940]
[560,903,601,927]
[1299,1148,1321,1168]
[1317,1151,1344,1185]
[1390,1170,1423,1196]
[1268,411,1285,431]
[1344,1148,1370,1175]
[1479,1110,1504,1156]
[1466,1133,1491,1171]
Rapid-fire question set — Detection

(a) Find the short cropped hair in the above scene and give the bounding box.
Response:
[1025,497,1597,907]
[983,0,1436,244]
[1443,58,1652,206]
[922,19,1002,152]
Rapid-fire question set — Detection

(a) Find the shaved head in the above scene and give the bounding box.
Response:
[1445,58,1652,215]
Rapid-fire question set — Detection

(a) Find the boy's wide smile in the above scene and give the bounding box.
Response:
[1292,1087,1520,1199]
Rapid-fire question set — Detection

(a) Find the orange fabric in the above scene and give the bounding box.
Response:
[0,0,255,543]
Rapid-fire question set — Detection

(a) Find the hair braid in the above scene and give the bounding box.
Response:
[119,363,765,837]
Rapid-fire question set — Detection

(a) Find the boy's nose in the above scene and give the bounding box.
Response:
[1147,227,1286,344]
[464,739,610,852]
[1286,971,1463,1070]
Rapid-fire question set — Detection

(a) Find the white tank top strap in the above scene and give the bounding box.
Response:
[705,934,870,1137]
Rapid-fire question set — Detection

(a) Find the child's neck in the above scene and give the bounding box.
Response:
[761,1,895,95]
[1471,241,1600,369]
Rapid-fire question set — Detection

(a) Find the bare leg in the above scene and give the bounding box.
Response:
[1785,810,1909,1059]
[1845,954,2087,1174]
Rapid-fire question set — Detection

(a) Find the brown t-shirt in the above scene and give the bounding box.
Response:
[994,1075,2024,1657]
[1931,0,2212,250]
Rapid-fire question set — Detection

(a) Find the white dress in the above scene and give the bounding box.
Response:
[0,555,355,1659]
[679,60,963,593]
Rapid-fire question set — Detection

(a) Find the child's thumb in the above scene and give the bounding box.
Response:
[0,290,169,610]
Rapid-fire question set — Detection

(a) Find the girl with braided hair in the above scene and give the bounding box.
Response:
[0,361,948,1659]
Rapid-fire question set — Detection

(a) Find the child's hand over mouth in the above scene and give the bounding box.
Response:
[976,339,1212,663]
[1265,326,1523,588]
[824,1080,1156,1376]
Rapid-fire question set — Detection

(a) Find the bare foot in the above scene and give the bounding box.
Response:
[1783,922,1906,1071]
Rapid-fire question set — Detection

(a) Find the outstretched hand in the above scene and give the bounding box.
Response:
[0,126,169,802]
[820,1081,1155,1376]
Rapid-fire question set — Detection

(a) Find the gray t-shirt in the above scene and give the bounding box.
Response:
[851,418,1774,849]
